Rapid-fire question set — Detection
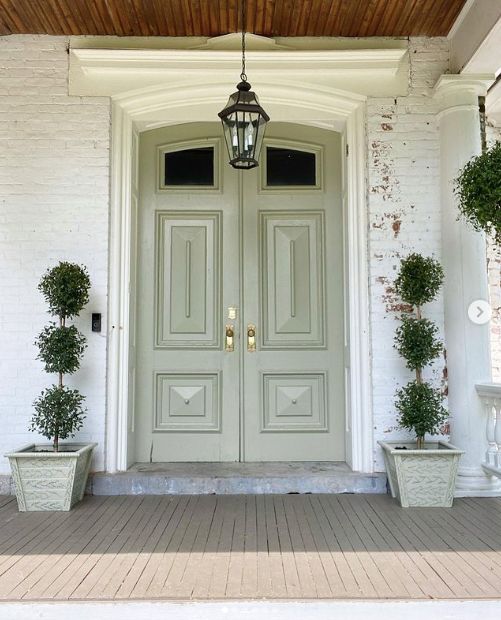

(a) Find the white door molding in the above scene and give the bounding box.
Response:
[100,59,372,473]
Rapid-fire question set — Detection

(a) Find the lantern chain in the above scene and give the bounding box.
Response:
[240,0,247,82]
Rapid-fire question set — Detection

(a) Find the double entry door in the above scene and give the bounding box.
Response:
[134,122,345,462]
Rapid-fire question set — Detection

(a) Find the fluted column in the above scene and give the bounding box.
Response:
[434,74,501,496]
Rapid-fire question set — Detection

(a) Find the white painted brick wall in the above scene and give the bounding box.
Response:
[368,37,450,470]
[0,35,110,474]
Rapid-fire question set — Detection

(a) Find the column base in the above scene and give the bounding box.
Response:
[454,465,501,497]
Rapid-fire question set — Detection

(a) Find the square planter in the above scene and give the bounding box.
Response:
[378,440,463,508]
[5,443,97,511]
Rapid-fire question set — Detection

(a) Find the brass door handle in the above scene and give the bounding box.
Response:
[247,324,256,352]
[225,324,235,352]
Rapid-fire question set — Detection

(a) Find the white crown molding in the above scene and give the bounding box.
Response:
[113,79,365,132]
[71,46,406,68]
[69,46,408,98]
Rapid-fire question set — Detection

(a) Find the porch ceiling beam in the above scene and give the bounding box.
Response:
[448,0,501,125]
[449,0,501,74]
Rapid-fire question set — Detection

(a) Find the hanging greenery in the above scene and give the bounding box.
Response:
[394,253,448,449]
[454,141,501,243]
[32,262,91,451]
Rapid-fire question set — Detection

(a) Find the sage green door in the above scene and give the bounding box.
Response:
[241,124,345,461]
[135,123,240,462]
[135,122,345,462]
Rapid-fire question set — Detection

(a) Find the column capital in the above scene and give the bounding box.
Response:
[434,74,495,111]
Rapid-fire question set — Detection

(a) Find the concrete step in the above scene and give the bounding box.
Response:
[88,462,387,495]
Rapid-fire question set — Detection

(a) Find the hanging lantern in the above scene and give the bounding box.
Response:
[218,0,270,169]
[219,80,270,169]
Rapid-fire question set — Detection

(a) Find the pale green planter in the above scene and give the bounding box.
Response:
[378,440,464,508]
[5,443,97,511]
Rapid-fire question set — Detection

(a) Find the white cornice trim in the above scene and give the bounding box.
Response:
[69,46,408,99]
[72,47,406,70]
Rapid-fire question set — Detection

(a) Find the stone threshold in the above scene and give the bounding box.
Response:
[87,461,387,495]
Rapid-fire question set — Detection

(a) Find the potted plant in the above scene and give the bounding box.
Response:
[454,141,501,242]
[379,253,463,507]
[5,262,97,511]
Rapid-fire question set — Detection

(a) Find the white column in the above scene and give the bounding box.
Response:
[435,74,501,496]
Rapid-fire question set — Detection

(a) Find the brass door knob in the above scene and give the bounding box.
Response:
[225,324,235,352]
[247,324,256,352]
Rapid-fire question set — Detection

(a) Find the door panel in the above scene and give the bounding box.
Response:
[261,212,325,348]
[154,372,221,432]
[155,211,221,348]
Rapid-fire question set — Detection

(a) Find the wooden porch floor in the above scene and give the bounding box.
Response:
[0,493,501,601]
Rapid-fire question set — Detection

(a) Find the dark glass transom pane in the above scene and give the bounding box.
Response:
[164,147,214,186]
[266,147,316,186]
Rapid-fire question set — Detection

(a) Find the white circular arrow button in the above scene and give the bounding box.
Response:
[468,300,492,325]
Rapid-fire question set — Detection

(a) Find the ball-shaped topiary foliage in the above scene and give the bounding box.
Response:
[394,316,442,372]
[38,262,91,320]
[395,381,448,440]
[35,324,87,375]
[394,253,444,308]
[454,141,501,243]
[32,262,90,450]
[393,253,447,448]
[31,386,86,444]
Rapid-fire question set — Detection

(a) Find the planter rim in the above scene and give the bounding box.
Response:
[5,442,97,458]
[378,439,464,455]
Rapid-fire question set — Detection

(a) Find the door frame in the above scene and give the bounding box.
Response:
[104,61,373,473]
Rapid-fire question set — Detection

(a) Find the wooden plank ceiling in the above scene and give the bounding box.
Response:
[0,0,466,38]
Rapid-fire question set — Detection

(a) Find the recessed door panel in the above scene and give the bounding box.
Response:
[155,211,221,348]
[261,372,328,432]
[261,212,325,348]
[154,372,220,432]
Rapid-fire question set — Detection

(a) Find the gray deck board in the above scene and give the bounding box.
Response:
[0,494,501,600]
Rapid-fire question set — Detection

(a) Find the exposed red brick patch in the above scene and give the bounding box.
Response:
[381,123,393,131]
[392,219,401,237]
[440,421,450,436]
[387,302,414,314]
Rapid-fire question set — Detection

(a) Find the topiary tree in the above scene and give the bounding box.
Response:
[31,262,91,451]
[394,253,448,449]
[454,141,501,243]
